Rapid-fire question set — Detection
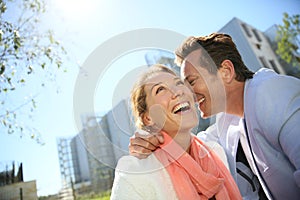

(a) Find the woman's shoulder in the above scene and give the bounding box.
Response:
[116,154,165,174]
[112,155,178,200]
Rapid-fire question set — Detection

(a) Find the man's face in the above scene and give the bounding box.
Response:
[180,49,226,118]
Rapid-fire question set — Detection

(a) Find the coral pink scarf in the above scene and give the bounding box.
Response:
[154,132,242,200]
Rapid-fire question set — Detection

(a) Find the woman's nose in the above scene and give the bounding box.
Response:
[170,87,183,99]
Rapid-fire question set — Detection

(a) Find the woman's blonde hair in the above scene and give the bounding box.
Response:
[130,64,177,129]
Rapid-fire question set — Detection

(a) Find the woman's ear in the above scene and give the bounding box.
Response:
[142,112,153,126]
[220,59,235,83]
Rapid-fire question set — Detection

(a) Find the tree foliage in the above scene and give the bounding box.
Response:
[0,0,67,143]
[276,12,300,68]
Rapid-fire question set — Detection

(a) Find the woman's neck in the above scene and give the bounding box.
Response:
[170,130,192,153]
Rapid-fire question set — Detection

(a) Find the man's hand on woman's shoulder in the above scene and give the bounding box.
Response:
[129,130,164,159]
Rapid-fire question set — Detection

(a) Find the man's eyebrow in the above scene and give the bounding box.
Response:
[184,74,197,81]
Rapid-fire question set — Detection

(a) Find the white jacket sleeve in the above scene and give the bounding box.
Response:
[254,74,300,187]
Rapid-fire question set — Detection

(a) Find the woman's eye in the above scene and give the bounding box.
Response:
[155,86,165,94]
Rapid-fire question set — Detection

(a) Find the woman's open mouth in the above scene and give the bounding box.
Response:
[172,102,190,114]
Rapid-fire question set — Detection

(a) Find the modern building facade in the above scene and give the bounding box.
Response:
[264,24,300,78]
[70,133,90,185]
[57,112,119,197]
[107,99,135,162]
[57,137,76,200]
[80,114,115,193]
[218,17,300,77]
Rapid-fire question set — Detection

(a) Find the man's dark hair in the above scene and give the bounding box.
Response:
[175,33,254,81]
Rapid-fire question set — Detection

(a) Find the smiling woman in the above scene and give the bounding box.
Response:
[110,64,242,200]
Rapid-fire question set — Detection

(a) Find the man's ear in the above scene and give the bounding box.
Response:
[220,59,235,84]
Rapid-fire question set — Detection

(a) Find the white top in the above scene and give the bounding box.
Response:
[110,140,228,200]
[110,154,178,200]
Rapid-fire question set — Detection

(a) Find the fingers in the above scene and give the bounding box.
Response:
[128,131,165,158]
[129,151,150,159]
[135,131,164,146]
[130,135,157,151]
[155,132,164,144]
[128,144,152,159]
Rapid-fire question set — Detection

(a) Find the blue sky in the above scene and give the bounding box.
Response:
[0,0,299,196]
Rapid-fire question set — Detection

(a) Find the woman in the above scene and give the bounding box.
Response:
[110,64,242,200]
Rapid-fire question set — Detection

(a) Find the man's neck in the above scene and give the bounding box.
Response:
[226,81,245,117]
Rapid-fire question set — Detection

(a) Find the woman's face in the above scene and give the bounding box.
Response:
[143,72,198,136]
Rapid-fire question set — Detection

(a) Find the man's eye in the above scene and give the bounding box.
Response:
[176,80,184,86]
[188,79,196,86]
[155,86,165,94]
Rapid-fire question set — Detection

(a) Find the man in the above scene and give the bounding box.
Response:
[129,33,300,199]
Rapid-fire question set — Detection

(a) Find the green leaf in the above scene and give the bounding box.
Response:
[49,32,55,44]
[0,29,3,42]
[32,99,37,108]
[28,65,33,74]
[0,2,7,13]
[0,63,5,75]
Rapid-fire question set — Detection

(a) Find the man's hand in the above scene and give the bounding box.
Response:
[129,131,164,159]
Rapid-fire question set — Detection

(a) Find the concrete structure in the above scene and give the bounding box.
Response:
[145,50,180,74]
[57,137,76,199]
[0,180,37,200]
[80,114,115,193]
[0,162,37,200]
[107,99,135,162]
[70,133,90,184]
[57,113,117,196]
[264,24,300,78]
[219,17,286,74]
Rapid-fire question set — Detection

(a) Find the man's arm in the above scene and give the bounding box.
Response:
[129,131,164,159]
[279,108,300,187]
[252,73,300,188]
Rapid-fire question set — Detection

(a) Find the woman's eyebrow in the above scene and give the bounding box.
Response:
[150,82,162,92]
[150,77,180,92]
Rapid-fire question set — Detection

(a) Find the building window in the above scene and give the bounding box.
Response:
[241,23,252,37]
[252,29,262,42]
[255,43,261,50]
[269,59,280,73]
[259,57,268,68]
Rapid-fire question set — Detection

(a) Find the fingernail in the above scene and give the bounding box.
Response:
[157,135,164,143]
